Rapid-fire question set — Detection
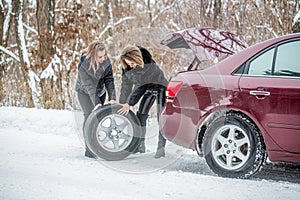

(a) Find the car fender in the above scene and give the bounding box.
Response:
[195,105,281,156]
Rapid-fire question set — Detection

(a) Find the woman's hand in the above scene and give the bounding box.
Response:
[92,103,102,112]
[118,103,130,115]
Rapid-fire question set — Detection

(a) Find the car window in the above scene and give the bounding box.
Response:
[248,48,275,76]
[274,40,300,77]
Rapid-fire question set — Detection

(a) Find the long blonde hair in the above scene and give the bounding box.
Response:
[84,40,106,73]
[120,45,144,70]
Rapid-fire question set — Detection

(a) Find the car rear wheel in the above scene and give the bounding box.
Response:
[84,104,142,161]
[203,112,266,178]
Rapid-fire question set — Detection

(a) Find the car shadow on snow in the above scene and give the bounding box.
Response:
[164,153,215,176]
[163,153,300,184]
[91,143,300,183]
[253,162,300,184]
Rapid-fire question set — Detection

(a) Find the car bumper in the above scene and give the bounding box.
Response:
[159,102,201,150]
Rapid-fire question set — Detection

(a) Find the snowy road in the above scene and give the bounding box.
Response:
[0,107,299,200]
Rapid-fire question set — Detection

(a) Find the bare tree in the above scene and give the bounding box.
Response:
[0,1,4,45]
[12,0,34,107]
[0,0,13,103]
[1,0,299,109]
[36,0,55,65]
[0,0,5,103]
[213,0,222,28]
[105,1,114,37]
[1,0,12,45]
[36,0,62,109]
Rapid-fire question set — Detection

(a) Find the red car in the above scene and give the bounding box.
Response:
[159,27,300,178]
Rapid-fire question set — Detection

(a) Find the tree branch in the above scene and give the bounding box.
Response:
[0,45,20,62]
[23,23,38,35]
[98,16,135,39]
[150,0,180,27]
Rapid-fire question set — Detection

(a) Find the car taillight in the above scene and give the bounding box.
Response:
[166,81,183,97]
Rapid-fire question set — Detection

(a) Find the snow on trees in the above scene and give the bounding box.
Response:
[0,0,299,108]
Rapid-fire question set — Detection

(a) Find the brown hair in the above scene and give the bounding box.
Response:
[84,40,106,73]
[120,45,144,69]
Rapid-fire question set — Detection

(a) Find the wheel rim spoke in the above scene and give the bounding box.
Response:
[236,137,249,147]
[101,135,112,145]
[109,115,118,127]
[111,139,120,150]
[226,154,233,167]
[215,147,225,157]
[95,114,134,152]
[235,150,248,162]
[117,120,128,131]
[99,123,111,132]
[119,132,131,141]
[228,126,236,140]
[216,134,227,144]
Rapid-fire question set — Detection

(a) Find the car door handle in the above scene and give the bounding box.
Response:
[249,90,270,96]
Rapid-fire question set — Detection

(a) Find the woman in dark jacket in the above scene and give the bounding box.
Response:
[118,45,167,158]
[75,40,116,158]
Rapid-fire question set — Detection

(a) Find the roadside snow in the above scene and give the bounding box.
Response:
[0,106,299,200]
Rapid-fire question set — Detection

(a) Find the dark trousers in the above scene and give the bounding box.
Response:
[77,92,106,155]
[77,92,106,127]
[137,89,166,149]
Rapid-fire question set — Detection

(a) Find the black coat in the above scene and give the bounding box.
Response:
[119,47,168,106]
[75,54,116,105]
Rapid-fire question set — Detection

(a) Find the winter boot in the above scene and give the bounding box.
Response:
[154,148,165,158]
[134,112,148,154]
[154,132,166,158]
[84,146,96,158]
[136,139,146,153]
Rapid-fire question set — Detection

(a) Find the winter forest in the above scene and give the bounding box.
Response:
[0,0,300,110]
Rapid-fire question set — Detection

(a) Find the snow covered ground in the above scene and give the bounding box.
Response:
[0,106,299,200]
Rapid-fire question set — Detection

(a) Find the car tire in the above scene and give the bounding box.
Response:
[83,104,142,161]
[203,112,266,178]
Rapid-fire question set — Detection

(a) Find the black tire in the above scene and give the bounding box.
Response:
[203,112,266,178]
[83,104,142,161]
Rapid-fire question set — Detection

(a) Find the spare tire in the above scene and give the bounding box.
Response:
[83,104,142,161]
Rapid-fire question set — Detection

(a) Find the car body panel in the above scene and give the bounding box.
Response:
[161,71,243,149]
[239,75,300,153]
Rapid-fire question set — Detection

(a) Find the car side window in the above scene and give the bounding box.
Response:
[248,48,275,76]
[274,40,300,77]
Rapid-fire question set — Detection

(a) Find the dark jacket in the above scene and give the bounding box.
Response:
[75,54,116,105]
[119,47,168,106]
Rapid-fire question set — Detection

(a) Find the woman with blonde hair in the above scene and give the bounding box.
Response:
[75,40,116,158]
[118,45,167,158]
